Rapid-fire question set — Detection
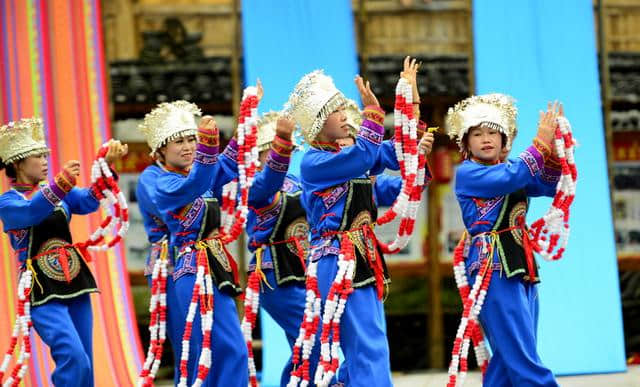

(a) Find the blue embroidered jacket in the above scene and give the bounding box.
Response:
[0,178,99,265]
[153,138,237,280]
[137,163,170,275]
[455,143,562,280]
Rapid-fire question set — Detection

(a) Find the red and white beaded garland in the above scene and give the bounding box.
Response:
[193,249,215,387]
[0,267,32,387]
[219,86,260,244]
[449,233,490,387]
[314,234,355,386]
[287,234,356,387]
[241,265,261,387]
[448,238,494,387]
[178,246,214,387]
[138,242,169,387]
[221,179,238,236]
[528,116,577,261]
[227,88,260,386]
[288,255,322,387]
[86,143,130,251]
[376,78,427,254]
[178,86,260,386]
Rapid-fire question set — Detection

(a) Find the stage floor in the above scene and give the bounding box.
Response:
[156,365,639,386]
[392,365,639,387]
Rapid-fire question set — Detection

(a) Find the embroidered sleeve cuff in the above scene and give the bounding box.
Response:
[540,153,562,184]
[266,136,293,173]
[47,170,76,204]
[540,165,562,184]
[519,145,545,177]
[270,134,294,158]
[362,105,386,127]
[196,127,219,157]
[197,126,220,148]
[222,138,239,162]
[532,137,552,163]
[545,153,562,170]
[195,146,218,165]
[359,105,385,146]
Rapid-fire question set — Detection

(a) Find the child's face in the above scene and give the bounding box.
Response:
[319,107,349,142]
[466,125,504,162]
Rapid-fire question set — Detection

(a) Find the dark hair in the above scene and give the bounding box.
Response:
[0,160,17,179]
[155,147,166,163]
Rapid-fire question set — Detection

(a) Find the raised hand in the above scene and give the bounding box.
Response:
[104,139,128,164]
[401,56,420,92]
[355,75,380,107]
[197,115,219,148]
[419,131,434,155]
[199,115,218,134]
[63,160,81,178]
[276,115,296,140]
[537,101,561,145]
[257,78,264,102]
[401,56,422,118]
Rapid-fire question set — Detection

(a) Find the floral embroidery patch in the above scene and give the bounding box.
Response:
[473,196,504,219]
[318,183,348,209]
[179,197,205,229]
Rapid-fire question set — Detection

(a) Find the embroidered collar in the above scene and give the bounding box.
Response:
[10,180,42,199]
[470,157,501,166]
[310,141,340,152]
[161,162,190,176]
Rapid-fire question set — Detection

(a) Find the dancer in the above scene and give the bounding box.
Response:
[445,97,566,386]
[143,96,256,385]
[286,63,431,387]
[136,101,199,385]
[0,117,127,386]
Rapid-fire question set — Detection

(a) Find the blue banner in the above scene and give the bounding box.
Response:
[473,0,626,375]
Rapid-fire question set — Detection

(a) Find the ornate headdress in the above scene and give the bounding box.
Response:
[343,98,362,138]
[256,111,279,152]
[285,70,348,144]
[138,100,202,153]
[0,117,50,164]
[445,93,518,151]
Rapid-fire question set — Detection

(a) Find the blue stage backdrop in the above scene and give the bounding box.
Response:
[473,0,626,375]
[242,1,360,384]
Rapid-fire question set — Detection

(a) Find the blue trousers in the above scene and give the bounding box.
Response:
[31,294,94,387]
[146,274,182,385]
[259,269,327,387]
[317,255,392,387]
[173,273,248,387]
[468,271,559,387]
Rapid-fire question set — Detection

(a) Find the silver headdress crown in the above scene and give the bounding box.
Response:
[257,111,279,152]
[0,117,50,164]
[445,93,518,150]
[138,100,202,153]
[285,70,348,143]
